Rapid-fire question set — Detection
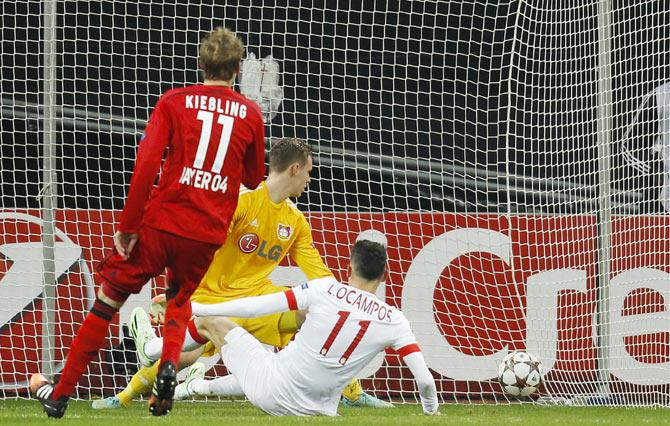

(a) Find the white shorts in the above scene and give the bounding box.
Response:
[221,327,285,415]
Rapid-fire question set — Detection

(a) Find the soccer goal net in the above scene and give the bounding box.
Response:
[1,0,670,407]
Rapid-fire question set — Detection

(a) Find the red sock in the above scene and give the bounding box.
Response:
[160,297,192,366]
[52,299,117,399]
[187,318,208,345]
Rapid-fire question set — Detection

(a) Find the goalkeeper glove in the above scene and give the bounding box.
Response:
[149,293,166,325]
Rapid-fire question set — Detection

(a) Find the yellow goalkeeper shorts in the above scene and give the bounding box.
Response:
[193,280,296,356]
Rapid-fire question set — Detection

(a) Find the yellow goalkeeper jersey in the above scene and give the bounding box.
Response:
[192,181,332,301]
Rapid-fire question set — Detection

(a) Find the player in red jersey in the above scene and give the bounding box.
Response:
[29,27,266,418]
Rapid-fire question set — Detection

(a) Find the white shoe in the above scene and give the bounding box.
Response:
[174,362,206,400]
[341,392,395,408]
[129,307,157,367]
[91,396,124,409]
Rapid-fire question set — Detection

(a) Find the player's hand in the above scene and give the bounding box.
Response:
[150,294,167,325]
[114,231,139,260]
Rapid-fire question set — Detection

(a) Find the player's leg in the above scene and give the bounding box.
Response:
[341,379,394,408]
[93,362,158,409]
[30,288,123,418]
[175,365,243,399]
[149,282,192,416]
[30,227,168,418]
[172,285,304,401]
[176,330,261,401]
[93,346,205,409]
[171,282,297,386]
[178,315,283,403]
[101,293,221,407]
[132,308,209,367]
[192,316,237,349]
[147,237,218,416]
[93,363,157,409]
[193,316,285,414]
[172,312,283,400]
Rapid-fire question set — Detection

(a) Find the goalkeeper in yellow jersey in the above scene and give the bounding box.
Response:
[92,137,393,409]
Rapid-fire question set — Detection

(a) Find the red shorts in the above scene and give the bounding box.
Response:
[97,226,219,305]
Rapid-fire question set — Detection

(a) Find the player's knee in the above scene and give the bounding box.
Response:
[218,318,240,339]
[179,347,205,369]
[195,316,223,339]
[296,310,307,328]
[279,311,299,333]
[195,316,237,341]
[97,287,126,309]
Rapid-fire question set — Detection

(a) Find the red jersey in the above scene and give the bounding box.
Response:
[119,85,266,244]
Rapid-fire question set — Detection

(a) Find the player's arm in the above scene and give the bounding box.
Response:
[289,215,333,279]
[241,107,266,189]
[118,98,172,234]
[392,324,439,415]
[191,281,315,318]
[403,350,439,415]
[115,98,172,258]
[231,185,252,224]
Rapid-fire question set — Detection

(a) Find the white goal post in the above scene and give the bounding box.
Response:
[1,0,670,407]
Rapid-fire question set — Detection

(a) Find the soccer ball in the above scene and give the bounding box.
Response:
[498,351,543,397]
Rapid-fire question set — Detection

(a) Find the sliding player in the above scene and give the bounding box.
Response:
[188,240,439,416]
[93,137,391,410]
[30,27,265,418]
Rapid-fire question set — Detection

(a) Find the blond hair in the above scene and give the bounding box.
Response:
[269,138,312,172]
[199,27,245,81]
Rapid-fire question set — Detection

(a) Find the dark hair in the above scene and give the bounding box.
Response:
[350,240,387,281]
[269,137,312,172]
[199,27,244,81]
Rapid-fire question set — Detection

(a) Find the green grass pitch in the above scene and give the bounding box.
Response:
[1,399,669,425]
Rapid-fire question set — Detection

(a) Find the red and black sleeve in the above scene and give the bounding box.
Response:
[119,98,172,233]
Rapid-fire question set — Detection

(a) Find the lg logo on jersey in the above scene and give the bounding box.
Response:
[238,233,260,253]
[238,233,283,260]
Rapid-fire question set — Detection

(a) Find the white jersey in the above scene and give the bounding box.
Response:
[274,277,419,414]
[191,276,437,416]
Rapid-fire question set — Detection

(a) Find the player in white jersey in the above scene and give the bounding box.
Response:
[188,239,439,416]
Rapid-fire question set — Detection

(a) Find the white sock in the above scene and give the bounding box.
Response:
[190,377,210,396]
[144,330,203,360]
[182,326,205,351]
[144,336,163,360]
[200,375,244,397]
